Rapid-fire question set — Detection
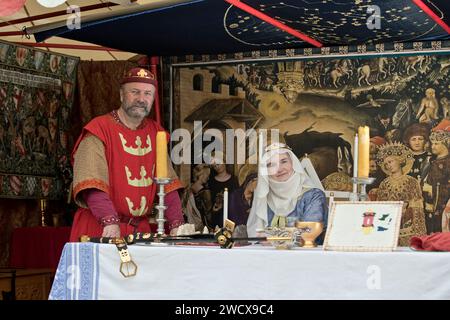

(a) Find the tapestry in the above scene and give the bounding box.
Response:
[167,40,449,235]
[0,40,79,200]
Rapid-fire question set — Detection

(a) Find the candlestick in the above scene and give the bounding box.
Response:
[156,131,168,179]
[357,126,370,178]
[155,177,171,235]
[350,133,359,201]
[223,188,228,227]
[351,177,376,201]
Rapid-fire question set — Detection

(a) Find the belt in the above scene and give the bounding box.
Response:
[119,216,147,228]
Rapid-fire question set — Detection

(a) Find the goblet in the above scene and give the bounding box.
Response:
[295,221,323,248]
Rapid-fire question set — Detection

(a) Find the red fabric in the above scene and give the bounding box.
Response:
[164,190,184,229]
[83,188,118,222]
[69,208,173,242]
[69,190,183,242]
[9,227,71,270]
[120,67,157,87]
[410,232,450,251]
[72,114,161,216]
[71,113,172,239]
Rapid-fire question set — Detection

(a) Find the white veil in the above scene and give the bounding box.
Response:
[246,143,323,237]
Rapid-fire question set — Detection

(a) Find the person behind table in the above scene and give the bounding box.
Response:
[208,152,239,229]
[70,68,184,241]
[246,142,328,243]
[228,171,258,226]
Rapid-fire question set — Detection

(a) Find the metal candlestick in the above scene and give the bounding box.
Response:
[155,178,171,235]
[351,177,376,201]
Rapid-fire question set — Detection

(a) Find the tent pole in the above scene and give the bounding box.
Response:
[150,56,162,126]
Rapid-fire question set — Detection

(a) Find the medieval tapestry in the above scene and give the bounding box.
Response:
[167,41,450,235]
[0,39,79,200]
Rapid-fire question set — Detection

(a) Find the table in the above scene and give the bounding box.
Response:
[49,242,450,300]
[9,227,71,270]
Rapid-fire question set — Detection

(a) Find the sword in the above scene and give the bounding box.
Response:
[80,222,305,249]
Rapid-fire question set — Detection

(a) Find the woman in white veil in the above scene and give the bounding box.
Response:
[246,142,328,240]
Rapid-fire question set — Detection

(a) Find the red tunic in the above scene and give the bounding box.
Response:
[70,113,180,241]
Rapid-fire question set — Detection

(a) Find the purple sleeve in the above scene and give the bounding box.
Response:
[82,189,119,226]
[164,190,184,230]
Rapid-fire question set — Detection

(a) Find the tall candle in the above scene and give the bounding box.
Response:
[156,131,168,179]
[357,126,370,178]
[258,131,263,162]
[353,133,358,178]
[223,188,228,226]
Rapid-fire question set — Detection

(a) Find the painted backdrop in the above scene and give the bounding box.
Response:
[169,41,449,235]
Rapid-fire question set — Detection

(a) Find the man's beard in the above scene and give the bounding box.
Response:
[122,100,150,119]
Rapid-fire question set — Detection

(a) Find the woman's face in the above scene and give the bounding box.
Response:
[409,135,426,153]
[200,171,210,184]
[383,156,402,175]
[431,141,447,156]
[267,153,294,182]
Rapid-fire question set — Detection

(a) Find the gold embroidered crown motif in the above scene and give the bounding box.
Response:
[376,142,413,165]
[125,166,153,187]
[126,196,148,217]
[119,133,152,156]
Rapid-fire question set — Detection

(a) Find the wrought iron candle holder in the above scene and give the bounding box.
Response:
[154,178,171,235]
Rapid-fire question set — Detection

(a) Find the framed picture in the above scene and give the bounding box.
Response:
[323,201,403,252]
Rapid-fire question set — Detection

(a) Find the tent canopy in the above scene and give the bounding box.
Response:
[0,0,158,60]
[31,0,450,57]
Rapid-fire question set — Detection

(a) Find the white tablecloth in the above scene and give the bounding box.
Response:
[49,242,450,300]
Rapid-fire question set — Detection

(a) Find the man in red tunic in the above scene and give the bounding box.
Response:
[70,67,184,241]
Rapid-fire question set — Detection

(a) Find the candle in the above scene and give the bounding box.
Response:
[353,133,358,178]
[357,126,370,178]
[223,188,228,226]
[156,131,168,179]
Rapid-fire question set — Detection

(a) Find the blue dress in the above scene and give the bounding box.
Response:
[267,188,328,244]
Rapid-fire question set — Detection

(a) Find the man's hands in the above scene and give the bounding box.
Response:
[102,224,120,238]
[169,227,178,236]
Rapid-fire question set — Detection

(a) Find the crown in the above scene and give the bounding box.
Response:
[119,133,152,156]
[376,142,413,165]
[430,130,450,144]
[125,166,153,187]
[126,196,148,217]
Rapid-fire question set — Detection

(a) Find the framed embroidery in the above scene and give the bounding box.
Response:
[323,201,403,251]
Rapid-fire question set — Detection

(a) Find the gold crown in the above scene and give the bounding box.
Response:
[119,133,152,156]
[430,130,450,144]
[376,142,413,165]
[126,196,148,217]
[127,68,155,79]
[125,166,153,187]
